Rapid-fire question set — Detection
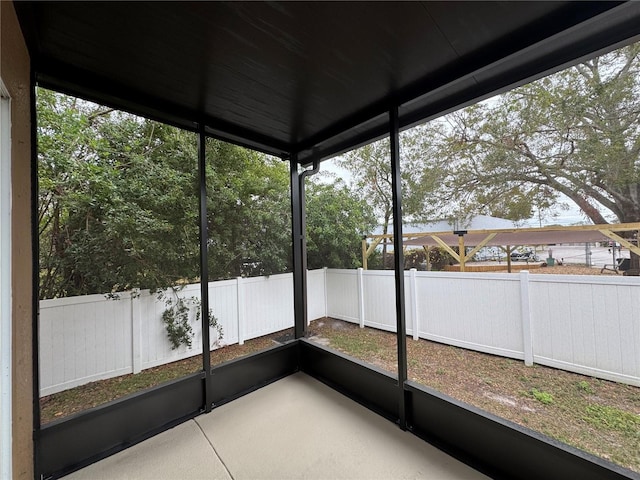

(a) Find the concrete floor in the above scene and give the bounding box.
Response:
[64,373,488,480]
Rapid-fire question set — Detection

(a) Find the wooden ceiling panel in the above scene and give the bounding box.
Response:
[14,1,640,161]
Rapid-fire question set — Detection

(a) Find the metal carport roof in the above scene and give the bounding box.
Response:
[14,1,640,164]
[403,227,638,248]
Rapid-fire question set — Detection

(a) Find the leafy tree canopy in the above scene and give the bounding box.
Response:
[38,88,200,298]
[425,43,640,227]
[38,89,377,298]
[305,180,376,269]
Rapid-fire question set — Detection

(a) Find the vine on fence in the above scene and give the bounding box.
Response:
[159,289,224,350]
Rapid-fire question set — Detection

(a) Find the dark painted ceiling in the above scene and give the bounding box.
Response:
[14,1,640,163]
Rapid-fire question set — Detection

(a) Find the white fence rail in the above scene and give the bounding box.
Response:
[39,268,639,396]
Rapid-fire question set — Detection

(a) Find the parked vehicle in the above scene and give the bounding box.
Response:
[510,249,540,262]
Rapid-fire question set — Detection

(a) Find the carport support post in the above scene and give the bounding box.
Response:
[197,125,212,412]
[290,154,306,339]
[362,238,368,270]
[389,106,408,430]
[457,232,466,272]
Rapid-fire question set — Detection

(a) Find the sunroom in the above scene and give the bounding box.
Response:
[3,2,640,479]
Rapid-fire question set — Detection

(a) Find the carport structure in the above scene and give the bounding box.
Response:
[382,222,640,272]
[6,2,640,479]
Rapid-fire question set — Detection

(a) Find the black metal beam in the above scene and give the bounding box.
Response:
[399,11,640,136]
[34,61,291,159]
[405,381,636,480]
[299,340,398,422]
[297,160,321,331]
[209,342,299,407]
[296,3,640,166]
[38,373,204,479]
[389,106,408,430]
[198,125,212,413]
[289,154,306,339]
[299,115,389,167]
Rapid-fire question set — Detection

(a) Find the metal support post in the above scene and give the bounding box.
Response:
[197,125,212,412]
[298,160,320,334]
[389,106,408,430]
[290,154,306,338]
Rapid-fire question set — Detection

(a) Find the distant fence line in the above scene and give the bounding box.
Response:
[39,268,639,396]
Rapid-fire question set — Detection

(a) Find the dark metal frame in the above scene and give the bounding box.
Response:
[30,28,640,480]
[388,106,408,430]
[289,153,306,340]
[197,124,212,414]
[33,95,639,480]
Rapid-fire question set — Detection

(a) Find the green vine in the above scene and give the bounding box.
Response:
[162,296,194,349]
[160,289,223,350]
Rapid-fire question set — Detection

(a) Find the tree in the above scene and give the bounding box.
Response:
[38,88,201,298]
[336,133,439,266]
[38,89,377,299]
[426,43,640,266]
[205,141,292,279]
[305,180,376,269]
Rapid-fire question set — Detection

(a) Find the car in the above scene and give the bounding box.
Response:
[510,249,540,262]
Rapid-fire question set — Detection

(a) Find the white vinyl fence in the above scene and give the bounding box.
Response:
[327,269,640,387]
[40,268,640,396]
[40,270,327,396]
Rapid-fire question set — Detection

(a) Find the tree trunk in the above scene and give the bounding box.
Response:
[381,214,390,270]
[619,214,640,275]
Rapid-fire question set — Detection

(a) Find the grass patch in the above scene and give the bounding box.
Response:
[530,388,554,405]
[584,405,640,434]
[577,380,594,394]
[329,331,381,357]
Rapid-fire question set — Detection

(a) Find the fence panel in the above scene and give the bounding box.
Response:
[326,269,359,323]
[39,294,133,396]
[530,275,640,385]
[139,284,205,371]
[241,273,294,340]
[414,272,525,359]
[208,279,240,346]
[38,268,640,396]
[39,272,302,396]
[362,270,396,332]
[307,269,327,321]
